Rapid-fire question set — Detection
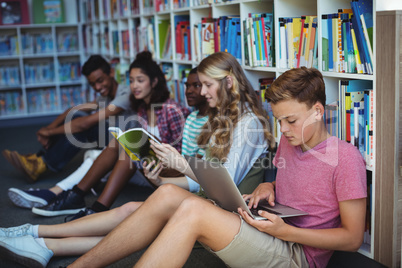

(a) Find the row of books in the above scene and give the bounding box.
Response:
[322,0,373,74]
[245,13,274,67]
[61,86,88,110]
[84,20,156,56]
[59,62,82,82]
[277,15,318,69]
[193,16,242,63]
[162,63,191,107]
[21,33,54,54]
[57,32,79,52]
[27,88,59,113]
[175,16,191,61]
[0,66,20,87]
[324,79,374,168]
[0,35,18,56]
[0,91,24,116]
[255,77,281,140]
[24,62,55,84]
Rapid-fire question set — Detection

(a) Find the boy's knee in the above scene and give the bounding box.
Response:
[117,202,141,218]
[176,196,207,221]
[155,184,182,198]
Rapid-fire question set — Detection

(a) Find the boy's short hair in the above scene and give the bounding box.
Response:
[189,67,197,75]
[265,67,326,108]
[81,55,111,77]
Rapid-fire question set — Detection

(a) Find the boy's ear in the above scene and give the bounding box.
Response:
[226,75,233,89]
[313,102,325,120]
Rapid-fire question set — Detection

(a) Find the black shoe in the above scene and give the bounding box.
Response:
[64,208,96,222]
[31,190,85,217]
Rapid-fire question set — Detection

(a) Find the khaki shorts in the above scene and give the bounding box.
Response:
[207,217,309,268]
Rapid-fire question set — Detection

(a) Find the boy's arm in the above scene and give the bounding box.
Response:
[40,103,125,136]
[240,197,366,252]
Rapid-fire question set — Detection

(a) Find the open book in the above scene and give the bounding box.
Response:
[108,127,161,162]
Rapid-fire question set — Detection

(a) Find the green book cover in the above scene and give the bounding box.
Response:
[33,0,65,24]
[109,127,161,163]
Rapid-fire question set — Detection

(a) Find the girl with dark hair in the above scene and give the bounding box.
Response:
[28,51,190,221]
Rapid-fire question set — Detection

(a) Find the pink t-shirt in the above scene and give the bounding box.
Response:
[273,135,367,268]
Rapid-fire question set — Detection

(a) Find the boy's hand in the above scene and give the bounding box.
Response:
[237,207,289,239]
[150,140,189,172]
[142,160,163,187]
[242,182,276,208]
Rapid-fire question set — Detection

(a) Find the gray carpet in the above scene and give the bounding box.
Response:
[0,124,227,268]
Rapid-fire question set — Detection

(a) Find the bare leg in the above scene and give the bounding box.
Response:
[135,195,241,268]
[45,237,104,256]
[49,186,63,195]
[76,139,120,192]
[96,151,137,208]
[38,202,142,238]
[68,184,196,267]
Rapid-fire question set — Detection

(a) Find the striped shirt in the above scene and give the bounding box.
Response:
[181,110,208,157]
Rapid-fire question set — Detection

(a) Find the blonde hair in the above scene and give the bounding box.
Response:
[197,52,274,160]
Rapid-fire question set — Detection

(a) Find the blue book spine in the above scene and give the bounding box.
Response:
[358,108,365,157]
[350,108,355,145]
[327,14,333,71]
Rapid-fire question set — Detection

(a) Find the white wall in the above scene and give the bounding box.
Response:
[377,0,402,11]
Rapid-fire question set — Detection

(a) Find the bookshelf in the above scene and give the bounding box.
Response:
[0,1,87,120]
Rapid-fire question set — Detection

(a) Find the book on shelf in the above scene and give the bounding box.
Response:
[24,61,55,84]
[57,32,79,52]
[59,61,81,82]
[201,17,215,60]
[131,0,140,15]
[119,0,130,17]
[27,88,58,113]
[32,0,65,24]
[158,19,171,59]
[60,86,87,110]
[0,91,25,116]
[121,29,130,57]
[161,63,175,101]
[337,79,373,167]
[0,0,30,25]
[278,15,317,69]
[0,34,19,55]
[0,65,20,86]
[321,0,373,74]
[108,126,161,163]
[174,15,190,60]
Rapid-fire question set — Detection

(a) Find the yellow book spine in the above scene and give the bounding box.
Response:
[351,28,363,74]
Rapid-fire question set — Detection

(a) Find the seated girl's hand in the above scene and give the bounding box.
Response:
[150,140,189,172]
[142,160,163,187]
[242,182,275,209]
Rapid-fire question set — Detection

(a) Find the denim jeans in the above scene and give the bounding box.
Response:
[40,111,110,172]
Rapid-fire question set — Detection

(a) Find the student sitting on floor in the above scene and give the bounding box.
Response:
[3,55,132,182]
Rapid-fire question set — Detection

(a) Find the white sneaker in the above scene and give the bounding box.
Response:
[0,224,33,237]
[0,235,53,268]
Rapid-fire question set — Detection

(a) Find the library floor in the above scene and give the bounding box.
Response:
[0,124,387,268]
